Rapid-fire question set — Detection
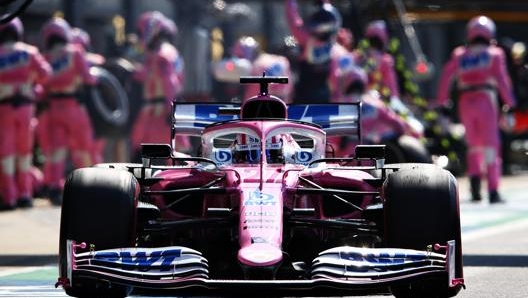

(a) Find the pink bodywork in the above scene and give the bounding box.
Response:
[150,119,377,268]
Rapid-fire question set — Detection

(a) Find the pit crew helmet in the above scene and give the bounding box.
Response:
[231,36,260,61]
[306,2,342,41]
[136,10,166,47]
[467,15,496,43]
[42,17,72,48]
[160,17,177,40]
[71,27,90,49]
[342,64,368,98]
[365,20,389,50]
[0,16,23,42]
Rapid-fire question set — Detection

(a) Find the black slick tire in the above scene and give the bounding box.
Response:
[384,164,463,298]
[58,167,138,297]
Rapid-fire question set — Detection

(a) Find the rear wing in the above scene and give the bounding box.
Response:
[172,102,361,140]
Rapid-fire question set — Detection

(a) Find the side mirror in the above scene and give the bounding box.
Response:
[141,143,172,159]
[354,145,385,159]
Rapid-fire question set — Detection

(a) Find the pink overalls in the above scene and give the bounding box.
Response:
[131,41,186,154]
[0,41,51,208]
[437,44,516,193]
[41,44,97,193]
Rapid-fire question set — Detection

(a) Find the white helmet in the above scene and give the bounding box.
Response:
[467,15,496,42]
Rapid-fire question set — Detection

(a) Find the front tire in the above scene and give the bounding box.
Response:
[58,167,138,297]
[384,164,463,298]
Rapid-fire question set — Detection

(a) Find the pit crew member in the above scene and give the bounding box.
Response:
[436,15,517,203]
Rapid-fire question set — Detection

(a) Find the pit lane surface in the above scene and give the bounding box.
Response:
[1,174,527,298]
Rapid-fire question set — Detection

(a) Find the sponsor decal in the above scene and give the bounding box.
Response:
[244,211,276,217]
[93,248,183,271]
[244,190,276,206]
[214,149,232,163]
[339,250,430,265]
[295,150,313,163]
[50,55,71,72]
[460,51,491,70]
[0,51,29,69]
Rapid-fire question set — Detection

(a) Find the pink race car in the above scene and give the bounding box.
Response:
[57,76,464,298]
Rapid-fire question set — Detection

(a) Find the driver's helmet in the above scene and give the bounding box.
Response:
[467,15,495,43]
[233,134,261,163]
[0,16,23,42]
[231,36,260,61]
[232,134,284,164]
[365,20,389,50]
[265,135,284,163]
[306,2,342,42]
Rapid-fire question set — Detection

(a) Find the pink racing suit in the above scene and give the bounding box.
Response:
[131,41,186,154]
[437,44,516,192]
[354,48,400,99]
[244,53,293,103]
[0,41,51,207]
[41,44,97,191]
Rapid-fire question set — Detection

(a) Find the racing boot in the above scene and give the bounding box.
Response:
[49,188,63,207]
[489,190,506,204]
[16,197,33,209]
[469,176,482,202]
[0,200,16,211]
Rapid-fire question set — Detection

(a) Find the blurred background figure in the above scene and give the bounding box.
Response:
[69,26,106,165]
[131,11,187,158]
[285,0,341,102]
[436,15,516,204]
[336,27,355,52]
[329,60,424,159]
[71,27,105,66]
[354,20,401,104]
[39,17,97,205]
[0,16,51,210]
[231,36,293,103]
[328,30,357,103]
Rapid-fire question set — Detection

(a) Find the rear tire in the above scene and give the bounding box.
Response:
[384,135,432,164]
[58,167,138,298]
[384,164,463,298]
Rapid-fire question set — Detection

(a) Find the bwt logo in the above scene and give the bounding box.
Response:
[93,249,182,272]
[295,150,313,163]
[340,251,428,265]
[244,191,276,206]
[214,149,232,163]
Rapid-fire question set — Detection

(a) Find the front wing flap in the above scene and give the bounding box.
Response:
[58,240,464,296]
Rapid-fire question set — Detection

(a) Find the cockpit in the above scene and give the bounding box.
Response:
[201,122,326,167]
[232,134,284,164]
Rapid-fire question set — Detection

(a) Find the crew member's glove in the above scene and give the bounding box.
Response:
[500,105,516,132]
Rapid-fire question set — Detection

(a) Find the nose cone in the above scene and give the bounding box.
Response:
[238,243,283,266]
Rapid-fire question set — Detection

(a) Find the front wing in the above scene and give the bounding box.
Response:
[57,240,464,296]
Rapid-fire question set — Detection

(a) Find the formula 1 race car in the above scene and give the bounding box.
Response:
[56,76,465,298]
